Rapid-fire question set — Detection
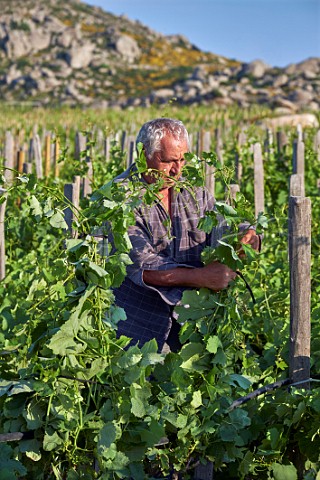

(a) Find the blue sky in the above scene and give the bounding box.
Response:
[85,0,320,67]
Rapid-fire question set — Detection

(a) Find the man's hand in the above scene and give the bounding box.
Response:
[240,228,261,252]
[199,261,237,291]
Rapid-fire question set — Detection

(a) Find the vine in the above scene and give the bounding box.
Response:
[0,130,319,480]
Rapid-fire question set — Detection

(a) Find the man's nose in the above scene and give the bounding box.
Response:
[170,160,183,175]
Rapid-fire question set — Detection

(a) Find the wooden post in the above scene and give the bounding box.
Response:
[96,129,104,151]
[276,130,288,156]
[195,130,202,157]
[34,134,43,179]
[215,127,223,165]
[264,128,274,158]
[0,187,7,280]
[235,130,246,184]
[296,124,303,143]
[4,131,15,183]
[17,150,25,174]
[216,141,223,166]
[292,140,305,175]
[292,140,305,196]
[54,136,61,177]
[188,132,194,153]
[114,131,120,146]
[253,142,264,217]
[126,136,135,168]
[75,132,86,160]
[73,175,81,198]
[28,137,34,163]
[18,128,25,147]
[44,134,51,177]
[290,174,304,197]
[82,162,93,198]
[23,163,33,174]
[288,196,311,388]
[104,137,111,163]
[120,130,127,152]
[15,149,25,208]
[82,137,93,197]
[64,176,81,238]
[202,131,211,153]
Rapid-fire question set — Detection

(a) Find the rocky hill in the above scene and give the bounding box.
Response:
[0,0,319,112]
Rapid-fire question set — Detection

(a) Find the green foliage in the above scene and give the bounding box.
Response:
[0,118,319,479]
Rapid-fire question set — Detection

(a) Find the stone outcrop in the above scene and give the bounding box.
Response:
[111,33,141,63]
[67,42,95,69]
[145,59,320,113]
[238,59,271,79]
[0,0,319,113]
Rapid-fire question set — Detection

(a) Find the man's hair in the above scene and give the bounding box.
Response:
[136,118,189,158]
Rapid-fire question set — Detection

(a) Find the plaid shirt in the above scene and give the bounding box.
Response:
[112,165,226,352]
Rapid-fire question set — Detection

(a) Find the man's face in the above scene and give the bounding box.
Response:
[143,134,189,188]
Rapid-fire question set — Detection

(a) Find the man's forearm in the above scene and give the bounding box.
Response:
[143,262,236,292]
[143,268,202,289]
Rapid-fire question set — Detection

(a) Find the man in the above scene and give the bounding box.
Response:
[113,118,260,352]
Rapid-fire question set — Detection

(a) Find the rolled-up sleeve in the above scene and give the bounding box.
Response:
[125,211,193,306]
[112,183,231,306]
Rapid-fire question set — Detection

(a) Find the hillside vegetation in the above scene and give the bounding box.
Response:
[0,0,319,111]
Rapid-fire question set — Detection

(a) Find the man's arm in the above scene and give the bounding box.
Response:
[143,261,236,291]
[143,229,261,291]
